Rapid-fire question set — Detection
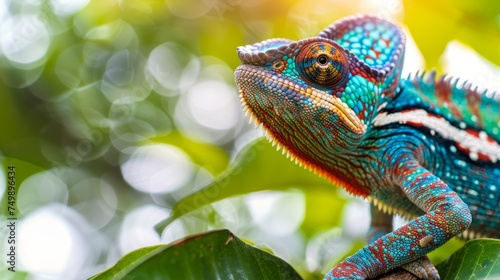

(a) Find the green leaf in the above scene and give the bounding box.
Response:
[436,238,500,280]
[155,137,335,234]
[90,229,303,280]
[147,131,229,176]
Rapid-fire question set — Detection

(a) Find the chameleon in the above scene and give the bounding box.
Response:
[234,15,500,279]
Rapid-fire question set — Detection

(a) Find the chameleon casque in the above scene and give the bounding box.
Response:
[234,15,500,279]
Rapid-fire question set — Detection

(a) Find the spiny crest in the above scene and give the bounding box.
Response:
[408,70,500,101]
[404,70,500,143]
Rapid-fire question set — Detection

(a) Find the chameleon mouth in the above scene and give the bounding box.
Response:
[238,85,340,183]
[237,84,369,197]
[235,65,366,135]
[235,64,367,193]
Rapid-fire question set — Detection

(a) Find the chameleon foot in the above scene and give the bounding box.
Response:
[400,256,440,280]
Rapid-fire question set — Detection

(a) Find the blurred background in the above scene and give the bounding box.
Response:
[0,0,498,279]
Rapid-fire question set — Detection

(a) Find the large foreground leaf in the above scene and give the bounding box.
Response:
[436,238,500,279]
[90,229,303,280]
[155,137,335,234]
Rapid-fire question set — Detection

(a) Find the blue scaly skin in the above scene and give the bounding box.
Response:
[234,15,500,279]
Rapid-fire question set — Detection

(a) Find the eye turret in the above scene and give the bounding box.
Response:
[296,41,348,88]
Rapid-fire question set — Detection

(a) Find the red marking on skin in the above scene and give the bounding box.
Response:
[452,132,493,161]
[371,245,393,266]
[455,143,470,156]
[350,68,368,82]
[350,66,361,75]
[435,79,462,119]
[466,129,479,138]
[380,39,390,47]
[463,128,499,144]
[333,88,344,98]
[399,108,447,119]
[273,60,287,74]
[465,88,483,127]
[434,79,451,103]
[487,136,498,144]
[478,153,491,161]
[454,142,490,161]
[407,121,423,127]
[356,68,378,83]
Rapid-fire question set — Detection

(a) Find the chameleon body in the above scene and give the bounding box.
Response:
[234,15,500,279]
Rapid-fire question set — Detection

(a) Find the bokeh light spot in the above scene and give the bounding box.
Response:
[17,171,69,215]
[118,204,170,254]
[55,45,84,89]
[105,50,136,87]
[0,15,50,65]
[50,0,91,17]
[19,205,88,279]
[121,144,193,193]
[187,80,241,130]
[102,50,151,104]
[246,191,305,236]
[147,42,197,94]
[174,77,243,144]
[342,200,369,239]
[70,178,117,229]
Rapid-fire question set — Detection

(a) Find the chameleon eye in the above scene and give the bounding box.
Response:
[317,54,328,65]
[296,41,348,88]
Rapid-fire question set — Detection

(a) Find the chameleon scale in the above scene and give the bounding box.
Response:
[235,15,500,280]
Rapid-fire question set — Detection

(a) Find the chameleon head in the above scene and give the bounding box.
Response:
[234,16,405,194]
[234,37,382,156]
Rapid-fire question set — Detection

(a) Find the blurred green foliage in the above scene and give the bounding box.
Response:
[0,0,498,279]
[403,0,500,69]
